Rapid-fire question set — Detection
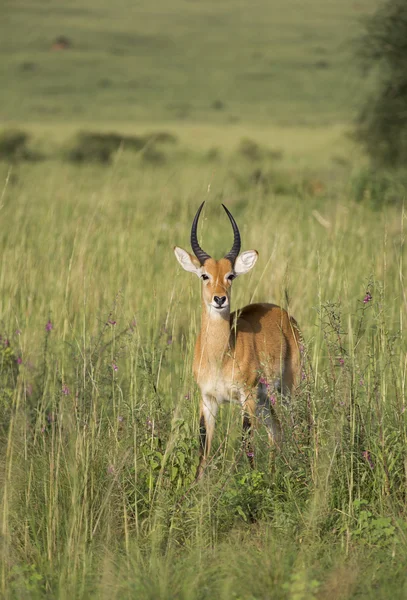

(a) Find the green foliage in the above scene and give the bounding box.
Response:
[237,138,283,163]
[0,141,406,598]
[351,167,407,208]
[0,335,19,429]
[355,0,407,167]
[219,470,273,524]
[65,131,177,163]
[0,129,41,162]
[351,500,397,548]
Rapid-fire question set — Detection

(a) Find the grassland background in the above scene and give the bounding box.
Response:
[2,0,407,599]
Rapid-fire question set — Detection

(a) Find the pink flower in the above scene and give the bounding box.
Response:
[269,394,277,406]
[16,356,22,365]
[108,320,116,326]
[338,357,345,366]
[363,292,372,304]
[112,363,118,372]
[45,320,53,332]
[62,384,70,395]
[362,450,374,469]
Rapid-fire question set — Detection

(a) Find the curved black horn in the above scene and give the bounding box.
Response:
[222,204,241,264]
[190,201,211,265]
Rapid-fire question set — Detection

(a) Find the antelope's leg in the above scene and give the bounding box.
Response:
[256,382,282,448]
[242,395,257,469]
[195,395,218,480]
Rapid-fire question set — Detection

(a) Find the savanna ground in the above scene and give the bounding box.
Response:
[2,0,407,598]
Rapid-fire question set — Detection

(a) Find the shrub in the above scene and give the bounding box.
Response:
[0,129,32,162]
[65,131,177,164]
[237,138,283,163]
[351,167,407,208]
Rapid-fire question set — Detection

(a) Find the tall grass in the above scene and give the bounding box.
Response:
[0,153,406,598]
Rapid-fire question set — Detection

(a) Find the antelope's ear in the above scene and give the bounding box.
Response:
[234,250,258,276]
[174,247,202,275]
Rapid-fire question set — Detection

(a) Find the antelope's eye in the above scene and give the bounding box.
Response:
[227,274,235,281]
[201,274,209,281]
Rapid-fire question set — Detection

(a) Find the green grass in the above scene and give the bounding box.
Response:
[1,0,407,597]
[0,151,407,598]
[2,0,377,125]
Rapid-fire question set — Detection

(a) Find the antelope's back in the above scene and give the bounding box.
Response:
[231,303,301,384]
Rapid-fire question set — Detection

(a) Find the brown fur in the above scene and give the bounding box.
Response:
[191,258,301,479]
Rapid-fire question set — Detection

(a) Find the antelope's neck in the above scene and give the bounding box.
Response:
[197,301,231,368]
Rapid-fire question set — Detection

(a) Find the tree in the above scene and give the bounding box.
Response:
[356,0,407,167]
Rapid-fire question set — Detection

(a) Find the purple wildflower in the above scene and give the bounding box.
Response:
[363,292,372,304]
[184,392,190,400]
[338,357,345,366]
[269,394,277,406]
[108,320,116,326]
[15,329,21,336]
[16,356,22,365]
[359,378,365,387]
[62,384,70,395]
[45,320,53,332]
[246,451,255,458]
[301,370,306,381]
[3,338,9,347]
[112,363,118,372]
[362,450,374,469]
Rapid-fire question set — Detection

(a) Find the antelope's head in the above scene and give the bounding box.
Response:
[174,202,258,315]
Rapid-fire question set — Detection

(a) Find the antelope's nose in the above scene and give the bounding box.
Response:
[214,296,227,307]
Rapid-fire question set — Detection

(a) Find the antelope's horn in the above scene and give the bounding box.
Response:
[190,201,211,265]
[222,204,241,264]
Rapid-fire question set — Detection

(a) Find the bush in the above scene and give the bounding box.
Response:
[0,129,38,162]
[65,131,177,164]
[351,167,407,208]
[237,137,283,162]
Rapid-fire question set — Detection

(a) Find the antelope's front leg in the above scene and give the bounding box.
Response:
[195,395,218,481]
[242,394,257,469]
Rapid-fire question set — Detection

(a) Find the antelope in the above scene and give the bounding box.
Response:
[174,202,301,479]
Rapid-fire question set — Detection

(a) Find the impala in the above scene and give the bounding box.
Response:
[174,202,301,479]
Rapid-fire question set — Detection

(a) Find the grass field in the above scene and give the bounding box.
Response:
[2,0,407,598]
[2,0,376,125]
